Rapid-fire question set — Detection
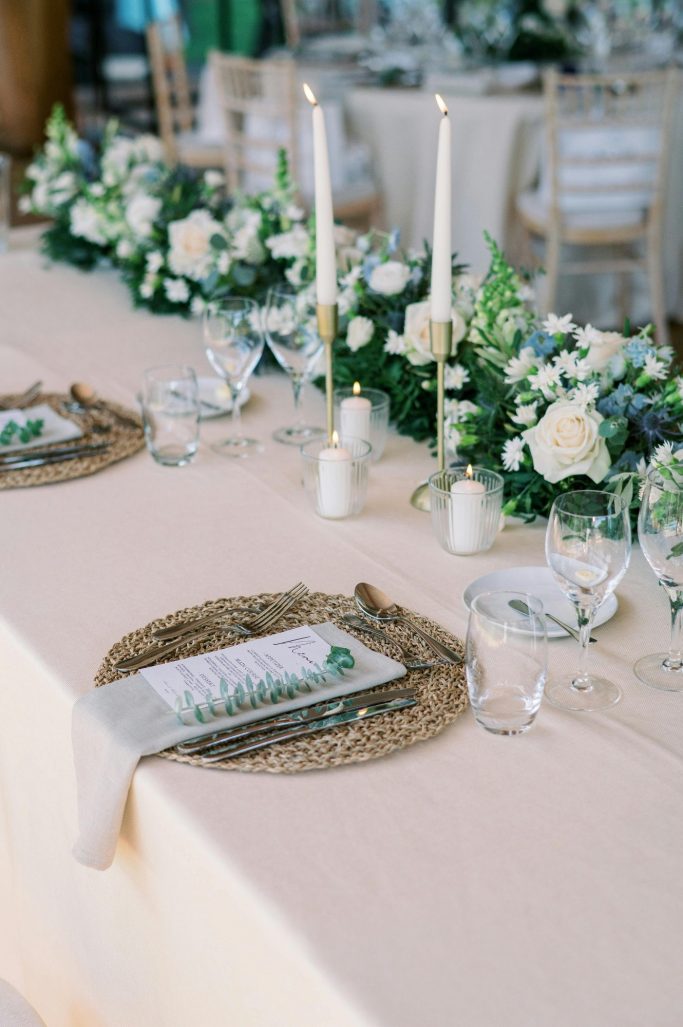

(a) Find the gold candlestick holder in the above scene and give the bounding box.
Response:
[317,302,339,443]
[410,319,453,511]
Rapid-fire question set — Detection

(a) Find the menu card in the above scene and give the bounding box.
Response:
[140,626,337,718]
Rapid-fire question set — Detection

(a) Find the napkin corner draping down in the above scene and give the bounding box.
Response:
[72,622,406,871]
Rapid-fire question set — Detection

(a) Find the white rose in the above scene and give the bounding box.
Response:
[368,260,411,296]
[522,400,611,484]
[584,330,627,377]
[125,193,161,238]
[403,301,465,366]
[168,209,222,281]
[346,316,374,352]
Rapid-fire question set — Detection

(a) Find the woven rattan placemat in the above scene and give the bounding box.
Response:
[95,591,468,774]
[0,392,144,490]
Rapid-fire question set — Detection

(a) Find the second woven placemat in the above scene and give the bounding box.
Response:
[95,591,468,774]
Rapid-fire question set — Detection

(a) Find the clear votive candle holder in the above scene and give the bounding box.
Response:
[429,466,504,555]
[300,435,372,519]
[334,387,390,462]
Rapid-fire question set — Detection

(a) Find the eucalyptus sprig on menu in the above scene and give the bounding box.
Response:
[0,418,44,446]
[176,645,355,724]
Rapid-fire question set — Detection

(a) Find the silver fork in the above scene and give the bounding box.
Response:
[114,583,309,673]
[152,586,302,643]
[340,614,445,670]
[0,380,42,411]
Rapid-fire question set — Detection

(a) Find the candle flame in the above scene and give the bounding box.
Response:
[352,381,361,396]
[466,464,474,479]
[302,82,318,106]
[435,93,448,116]
[331,430,340,447]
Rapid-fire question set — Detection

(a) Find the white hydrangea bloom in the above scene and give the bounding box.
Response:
[265,224,310,260]
[70,199,108,245]
[125,193,161,238]
[164,277,190,303]
[145,251,164,273]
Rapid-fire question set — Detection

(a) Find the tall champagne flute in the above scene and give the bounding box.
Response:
[635,466,683,691]
[264,286,325,445]
[545,490,631,711]
[203,298,264,458]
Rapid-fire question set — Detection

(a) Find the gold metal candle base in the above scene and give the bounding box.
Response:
[411,319,453,512]
[317,302,339,443]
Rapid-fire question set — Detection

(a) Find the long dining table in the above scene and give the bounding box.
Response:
[1,228,682,1027]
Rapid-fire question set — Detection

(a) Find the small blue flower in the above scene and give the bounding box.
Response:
[598,384,633,417]
[611,449,641,472]
[625,339,656,369]
[522,330,556,357]
[387,228,401,254]
[362,255,380,284]
[627,393,651,414]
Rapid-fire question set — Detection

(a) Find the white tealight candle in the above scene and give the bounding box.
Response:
[450,465,486,554]
[317,431,352,518]
[340,382,371,444]
[303,83,337,307]
[430,94,452,325]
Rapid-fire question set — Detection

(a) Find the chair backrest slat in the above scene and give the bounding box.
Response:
[146,15,194,162]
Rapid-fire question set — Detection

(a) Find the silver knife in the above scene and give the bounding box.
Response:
[176,685,417,754]
[0,442,110,465]
[198,693,417,762]
[0,446,110,471]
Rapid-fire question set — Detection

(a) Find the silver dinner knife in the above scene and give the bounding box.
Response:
[176,685,417,754]
[0,445,110,471]
[0,441,110,466]
[197,693,418,762]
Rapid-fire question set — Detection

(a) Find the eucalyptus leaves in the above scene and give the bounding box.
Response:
[175,645,355,724]
[0,418,44,447]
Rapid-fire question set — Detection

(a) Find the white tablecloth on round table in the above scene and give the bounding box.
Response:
[1,230,682,1027]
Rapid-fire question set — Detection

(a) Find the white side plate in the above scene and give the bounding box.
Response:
[197,378,250,419]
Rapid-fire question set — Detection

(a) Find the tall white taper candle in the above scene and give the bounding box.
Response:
[430,94,452,324]
[303,83,337,306]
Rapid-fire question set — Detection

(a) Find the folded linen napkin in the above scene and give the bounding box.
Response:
[0,980,47,1027]
[0,403,82,453]
[72,622,406,870]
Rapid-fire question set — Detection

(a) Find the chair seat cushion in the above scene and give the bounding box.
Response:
[517,189,646,231]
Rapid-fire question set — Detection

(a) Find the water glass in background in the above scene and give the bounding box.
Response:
[466,590,547,736]
[141,365,199,467]
[0,154,10,254]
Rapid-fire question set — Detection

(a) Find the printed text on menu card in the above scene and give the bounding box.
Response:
[139,626,332,710]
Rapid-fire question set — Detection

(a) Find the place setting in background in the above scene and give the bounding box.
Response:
[0,379,144,489]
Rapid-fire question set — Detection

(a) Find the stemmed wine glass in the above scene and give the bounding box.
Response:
[263,286,325,445]
[635,465,683,691]
[545,489,631,711]
[202,298,264,458]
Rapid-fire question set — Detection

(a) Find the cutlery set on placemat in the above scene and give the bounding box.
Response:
[105,581,465,763]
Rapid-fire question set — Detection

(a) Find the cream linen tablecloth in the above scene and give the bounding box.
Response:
[1,229,682,1027]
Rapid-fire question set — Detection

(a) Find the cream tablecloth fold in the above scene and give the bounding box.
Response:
[72,622,406,870]
[0,980,47,1027]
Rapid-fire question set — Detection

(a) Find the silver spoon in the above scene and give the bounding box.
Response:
[354,582,462,664]
[508,598,596,644]
[340,614,447,670]
[68,382,141,431]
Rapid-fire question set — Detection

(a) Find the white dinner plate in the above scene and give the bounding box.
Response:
[197,378,250,420]
[462,566,618,639]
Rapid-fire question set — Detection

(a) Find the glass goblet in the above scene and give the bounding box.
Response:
[202,298,264,458]
[263,286,325,446]
[545,489,631,711]
[635,466,683,691]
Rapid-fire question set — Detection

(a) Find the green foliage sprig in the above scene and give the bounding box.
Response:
[0,418,44,446]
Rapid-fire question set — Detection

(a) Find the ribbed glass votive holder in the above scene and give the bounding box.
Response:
[429,467,504,555]
[334,387,390,462]
[300,435,372,519]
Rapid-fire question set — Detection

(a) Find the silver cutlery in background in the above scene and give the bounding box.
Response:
[0,381,42,411]
[176,685,416,755]
[508,598,597,644]
[151,582,307,643]
[0,442,110,466]
[196,691,418,762]
[115,582,310,673]
[354,582,463,665]
[340,614,448,670]
[0,443,110,472]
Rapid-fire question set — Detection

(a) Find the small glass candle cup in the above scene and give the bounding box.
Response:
[300,434,372,519]
[141,365,200,467]
[429,466,504,555]
[334,387,390,462]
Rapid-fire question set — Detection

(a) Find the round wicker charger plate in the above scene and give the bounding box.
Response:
[94,591,469,774]
[0,392,144,490]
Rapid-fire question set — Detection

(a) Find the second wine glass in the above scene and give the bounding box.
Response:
[264,287,325,445]
[545,489,631,711]
[203,298,264,458]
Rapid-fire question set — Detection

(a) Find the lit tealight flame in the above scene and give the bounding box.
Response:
[435,93,448,117]
[303,82,318,107]
[352,381,361,396]
[466,464,474,479]
[331,429,340,447]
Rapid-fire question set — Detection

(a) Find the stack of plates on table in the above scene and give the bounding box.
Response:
[463,566,618,638]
